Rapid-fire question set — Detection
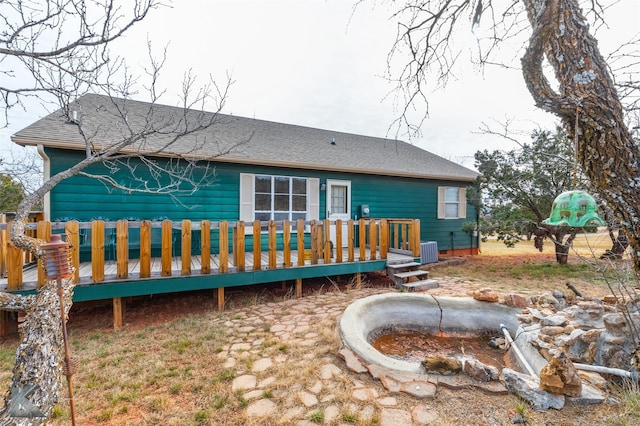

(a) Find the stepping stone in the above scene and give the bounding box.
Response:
[400,381,436,398]
[352,387,379,401]
[339,348,367,373]
[246,399,276,417]
[400,279,439,292]
[380,408,412,426]
[299,390,318,407]
[412,405,439,424]
[251,358,273,373]
[232,375,257,392]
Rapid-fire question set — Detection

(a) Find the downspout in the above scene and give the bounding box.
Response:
[37,144,51,221]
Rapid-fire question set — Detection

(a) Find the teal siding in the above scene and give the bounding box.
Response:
[47,148,477,252]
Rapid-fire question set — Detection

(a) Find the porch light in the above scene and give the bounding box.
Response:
[320,183,326,191]
[542,190,606,228]
[40,234,77,425]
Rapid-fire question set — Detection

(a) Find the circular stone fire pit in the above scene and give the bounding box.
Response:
[339,293,522,373]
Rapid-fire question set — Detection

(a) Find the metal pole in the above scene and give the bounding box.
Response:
[57,279,76,426]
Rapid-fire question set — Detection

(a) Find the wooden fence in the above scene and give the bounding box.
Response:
[0,218,420,290]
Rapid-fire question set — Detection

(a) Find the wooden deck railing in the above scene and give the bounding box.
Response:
[0,218,420,290]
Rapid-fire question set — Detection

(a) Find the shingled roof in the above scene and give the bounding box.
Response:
[12,93,478,182]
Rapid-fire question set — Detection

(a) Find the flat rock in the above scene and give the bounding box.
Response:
[400,381,437,398]
[411,405,439,424]
[352,387,379,401]
[251,357,273,373]
[246,399,277,417]
[380,408,413,426]
[339,347,368,373]
[232,374,257,392]
[473,288,499,302]
[320,363,342,380]
[567,382,607,405]
[474,381,509,395]
[503,368,565,412]
[432,374,474,390]
[503,294,529,308]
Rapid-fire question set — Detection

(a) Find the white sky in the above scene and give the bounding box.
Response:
[2,0,638,169]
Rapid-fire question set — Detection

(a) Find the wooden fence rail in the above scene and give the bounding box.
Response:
[0,218,420,290]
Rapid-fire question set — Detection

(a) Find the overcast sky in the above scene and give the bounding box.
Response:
[2,0,638,169]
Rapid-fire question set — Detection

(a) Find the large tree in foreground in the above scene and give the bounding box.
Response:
[0,1,238,423]
[384,0,640,269]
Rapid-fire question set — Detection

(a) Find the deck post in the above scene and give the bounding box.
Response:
[217,287,225,311]
[268,220,277,269]
[295,278,302,298]
[297,220,305,266]
[379,219,388,259]
[355,272,361,289]
[310,221,319,265]
[253,220,261,271]
[219,221,229,273]
[161,219,173,277]
[335,219,342,263]
[369,219,377,261]
[113,297,123,330]
[347,220,355,262]
[412,219,421,256]
[91,220,106,282]
[140,220,152,278]
[36,220,50,287]
[201,220,211,274]
[283,220,291,267]
[359,218,366,261]
[235,221,246,272]
[66,220,80,283]
[323,219,331,263]
[181,220,192,276]
[116,220,129,279]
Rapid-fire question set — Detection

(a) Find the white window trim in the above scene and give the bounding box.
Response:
[437,186,467,219]
[239,173,319,234]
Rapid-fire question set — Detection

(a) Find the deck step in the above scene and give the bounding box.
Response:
[398,279,440,292]
[393,270,429,280]
[386,262,422,270]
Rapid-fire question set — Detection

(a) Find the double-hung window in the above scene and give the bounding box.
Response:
[255,175,308,226]
[239,173,319,232]
[437,186,467,219]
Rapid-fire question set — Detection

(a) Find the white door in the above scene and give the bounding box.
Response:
[326,179,351,248]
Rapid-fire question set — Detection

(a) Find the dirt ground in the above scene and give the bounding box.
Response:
[6,241,634,425]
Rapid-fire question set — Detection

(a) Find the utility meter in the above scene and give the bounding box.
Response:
[360,204,370,218]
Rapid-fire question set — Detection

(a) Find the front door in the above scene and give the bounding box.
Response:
[326,179,351,247]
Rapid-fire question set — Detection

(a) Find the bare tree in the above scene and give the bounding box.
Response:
[0,1,243,423]
[381,0,640,269]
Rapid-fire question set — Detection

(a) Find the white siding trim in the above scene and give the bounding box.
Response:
[239,172,254,223]
[437,187,446,219]
[458,187,467,219]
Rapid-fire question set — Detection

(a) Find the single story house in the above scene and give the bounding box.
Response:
[11,93,479,258]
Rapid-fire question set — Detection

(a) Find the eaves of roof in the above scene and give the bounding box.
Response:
[11,94,479,182]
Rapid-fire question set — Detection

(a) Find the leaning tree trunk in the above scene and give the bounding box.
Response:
[522,0,640,272]
[0,202,75,424]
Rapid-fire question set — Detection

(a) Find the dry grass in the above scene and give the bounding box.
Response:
[0,234,637,425]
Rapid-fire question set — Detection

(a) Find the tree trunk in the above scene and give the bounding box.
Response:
[0,212,74,424]
[601,229,629,260]
[0,278,74,424]
[521,0,640,272]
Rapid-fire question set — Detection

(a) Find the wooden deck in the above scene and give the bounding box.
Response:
[0,217,420,329]
[1,247,414,294]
